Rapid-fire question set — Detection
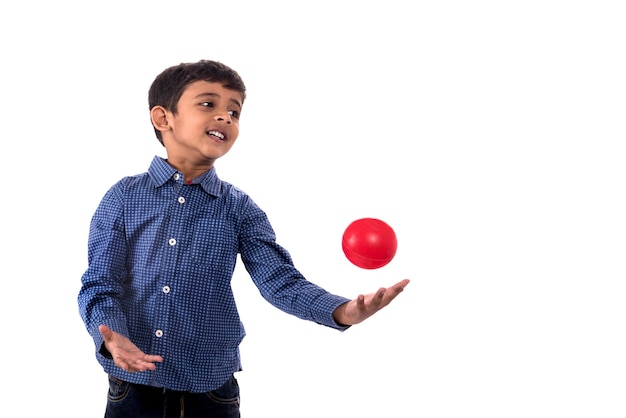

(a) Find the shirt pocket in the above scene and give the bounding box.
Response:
[191,217,238,266]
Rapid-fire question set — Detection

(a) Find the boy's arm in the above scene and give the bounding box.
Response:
[78,183,131,353]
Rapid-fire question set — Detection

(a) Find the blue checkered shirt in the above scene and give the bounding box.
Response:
[78,156,350,392]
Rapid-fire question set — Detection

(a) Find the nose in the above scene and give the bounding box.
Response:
[215,112,232,124]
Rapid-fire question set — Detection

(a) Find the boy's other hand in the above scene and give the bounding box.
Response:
[99,324,164,372]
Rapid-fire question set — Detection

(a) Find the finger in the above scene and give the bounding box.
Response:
[114,357,131,371]
[372,288,386,305]
[394,279,410,290]
[121,357,158,373]
[140,364,156,372]
[145,354,164,363]
[386,280,409,297]
[134,361,156,372]
[356,294,366,308]
[133,356,162,372]
[98,324,112,341]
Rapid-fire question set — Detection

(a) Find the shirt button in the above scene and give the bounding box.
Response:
[173,173,180,180]
[162,286,170,294]
[169,238,177,246]
[155,330,163,337]
[178,196,185,204]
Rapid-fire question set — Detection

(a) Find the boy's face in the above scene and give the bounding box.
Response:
[155,80,243,169]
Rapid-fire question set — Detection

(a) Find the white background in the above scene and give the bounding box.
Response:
[1,1,625,417]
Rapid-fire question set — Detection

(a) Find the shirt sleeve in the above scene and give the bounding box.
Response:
[238,198,351,331]
[77,181,131,349]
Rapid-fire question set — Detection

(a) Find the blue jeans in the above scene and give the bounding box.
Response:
[104,375,240,418]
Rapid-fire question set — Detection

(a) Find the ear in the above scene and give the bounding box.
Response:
[150,106,171,133]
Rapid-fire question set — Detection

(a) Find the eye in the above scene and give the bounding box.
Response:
[200,101,214,108]
[228,110,240,118]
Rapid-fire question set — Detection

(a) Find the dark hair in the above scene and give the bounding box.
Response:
[148,60,247,144]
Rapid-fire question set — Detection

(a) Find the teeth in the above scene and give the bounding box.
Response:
[208,131,225,140]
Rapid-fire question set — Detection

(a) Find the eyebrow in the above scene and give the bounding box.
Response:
[195,92,242,109]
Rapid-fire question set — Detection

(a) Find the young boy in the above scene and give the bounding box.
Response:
[78,59,410,418]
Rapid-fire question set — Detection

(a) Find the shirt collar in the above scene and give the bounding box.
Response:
[147,156,223,197]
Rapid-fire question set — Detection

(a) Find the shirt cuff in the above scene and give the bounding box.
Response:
[311,293,352,331]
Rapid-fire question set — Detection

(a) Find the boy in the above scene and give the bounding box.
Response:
[78,59,410,418]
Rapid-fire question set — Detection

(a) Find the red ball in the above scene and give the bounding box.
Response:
[342,218,398,269]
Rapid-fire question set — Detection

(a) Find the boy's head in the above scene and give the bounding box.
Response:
[149,60,246,145]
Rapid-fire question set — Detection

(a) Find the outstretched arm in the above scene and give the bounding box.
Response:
[99,325,164,372]
[332,279,410,326]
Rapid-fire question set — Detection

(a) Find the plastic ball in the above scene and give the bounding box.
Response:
[342,218,397,269]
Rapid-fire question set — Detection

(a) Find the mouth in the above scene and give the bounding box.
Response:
[207,130,226,141]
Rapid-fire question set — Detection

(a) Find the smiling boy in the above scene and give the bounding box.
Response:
[78,59,409,418]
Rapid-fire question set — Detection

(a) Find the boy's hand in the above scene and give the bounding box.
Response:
[99,324,163,372]
[333,279,410,326]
